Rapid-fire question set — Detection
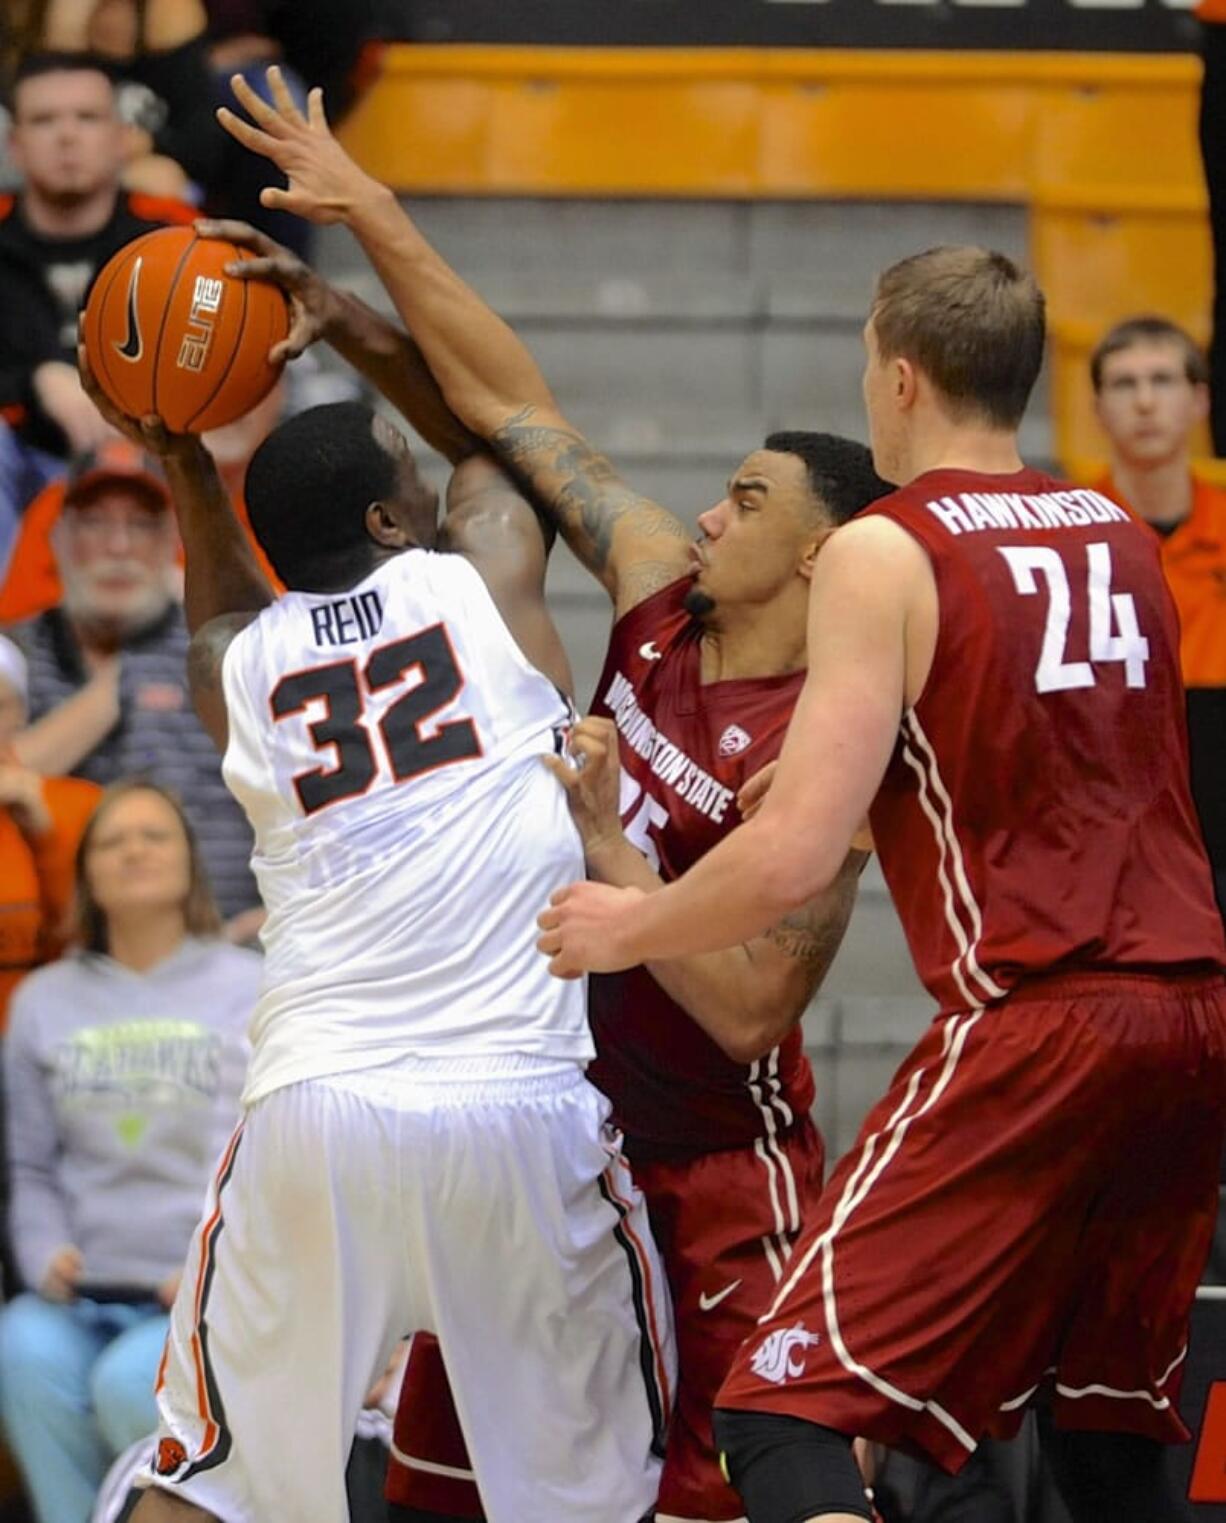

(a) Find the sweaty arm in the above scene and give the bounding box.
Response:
[440,454,573,697]
[343,191,692,614]
[540,517,933,972]
[212,86,693,614]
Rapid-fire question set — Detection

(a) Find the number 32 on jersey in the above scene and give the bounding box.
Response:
[270,623,482,815]
[998,540,1150,693]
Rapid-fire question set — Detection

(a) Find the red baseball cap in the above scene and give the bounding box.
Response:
[63,439,171,510]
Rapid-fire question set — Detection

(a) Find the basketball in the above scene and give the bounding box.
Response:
[81,226,291,434]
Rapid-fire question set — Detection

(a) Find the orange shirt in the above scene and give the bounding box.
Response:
[1199,0,1226,22]
[0,777,101,1029]
[1094,472,1226,688]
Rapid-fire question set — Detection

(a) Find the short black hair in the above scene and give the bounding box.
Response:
[762,432,893,524]
[10,51,117,110]
[244,401,403,590]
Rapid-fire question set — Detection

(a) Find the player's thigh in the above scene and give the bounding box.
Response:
[148,1081,413,1521]
[418,1075,673,1523]
[1055,987,1226,1435]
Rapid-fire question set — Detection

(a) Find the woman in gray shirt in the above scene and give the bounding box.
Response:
[0,779,259,1523]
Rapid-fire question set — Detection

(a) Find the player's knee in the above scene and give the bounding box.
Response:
[712,1407,875,1523]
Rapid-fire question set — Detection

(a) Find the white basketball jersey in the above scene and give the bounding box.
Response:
[221,550,590,1104]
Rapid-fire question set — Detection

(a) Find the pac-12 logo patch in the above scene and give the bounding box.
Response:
[718,723,752,757]
[155,1436,188,1475]
[749,1323,821,1384]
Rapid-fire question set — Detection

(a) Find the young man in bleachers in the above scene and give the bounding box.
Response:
[1089,314,1226,918]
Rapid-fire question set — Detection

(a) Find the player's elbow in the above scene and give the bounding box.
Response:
[707,982,805,1065]
[716,1015,795,1066]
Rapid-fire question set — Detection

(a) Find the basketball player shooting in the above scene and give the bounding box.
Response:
[210,67,891,1523]
[75,331,675,1518]
[538,247,1226,1523]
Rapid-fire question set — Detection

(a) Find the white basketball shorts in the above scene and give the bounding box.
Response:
[141,1056,674,1523]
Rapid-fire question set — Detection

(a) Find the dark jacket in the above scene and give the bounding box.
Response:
[0,190,194,457]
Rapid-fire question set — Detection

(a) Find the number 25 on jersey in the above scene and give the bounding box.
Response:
[270,624,482,815]
[998,541,1150,694]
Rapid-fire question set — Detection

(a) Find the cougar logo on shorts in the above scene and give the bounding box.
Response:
[749,1323,821,1384]
[718,724,751,758]
[155,1437,188,1475]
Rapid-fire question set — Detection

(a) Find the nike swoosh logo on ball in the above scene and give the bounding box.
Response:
[114,257,144,362]
[698,1280,742,1312]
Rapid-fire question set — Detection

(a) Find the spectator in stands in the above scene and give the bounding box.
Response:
[1199,0,1226,452]
[0,50,193,502]
[0,631,99,1028]
[1090,313,1226,914]
[0,778,258,1523]
[5,440,259,922]
[25,0,222,201]
[0,372,287,625]
[29,1,330,255]
[1091,316,1223,674]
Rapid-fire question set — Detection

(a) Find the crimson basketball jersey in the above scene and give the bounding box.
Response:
[864,466,1226,1014]
[588,578,814,1156]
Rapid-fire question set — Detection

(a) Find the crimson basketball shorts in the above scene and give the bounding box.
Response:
[387,1118,825,1523]
[717,971,1226,1474]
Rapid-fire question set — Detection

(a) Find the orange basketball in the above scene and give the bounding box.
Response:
[82,226,290,434]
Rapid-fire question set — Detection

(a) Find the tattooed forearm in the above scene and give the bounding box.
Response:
[492,407,689,581]
[762,849,868,975]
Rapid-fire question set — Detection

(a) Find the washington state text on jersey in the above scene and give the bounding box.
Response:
[603,670,736,824]
[925,488,1130,537]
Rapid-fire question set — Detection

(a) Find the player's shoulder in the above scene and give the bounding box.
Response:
[608,573,693,651]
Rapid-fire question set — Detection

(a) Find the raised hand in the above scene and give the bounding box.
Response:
[216,67,385,227]
[196,217,341,364]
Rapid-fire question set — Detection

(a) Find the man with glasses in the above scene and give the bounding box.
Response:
[1089,315,1226,923]
[4,440,258,922]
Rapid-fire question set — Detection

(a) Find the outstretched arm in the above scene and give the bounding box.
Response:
[538,517,930,972]
[215,71,693,615]
[196,218,481,466]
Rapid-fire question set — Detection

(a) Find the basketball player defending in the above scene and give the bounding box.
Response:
[541,246,1226,1523]
[212,70,886,1523]
[74,361,674,1520]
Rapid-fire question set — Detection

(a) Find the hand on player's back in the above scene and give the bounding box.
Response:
[537,881,647,978]
[216,67,384,226]
[541,717,626,863]
[196,217,337,365]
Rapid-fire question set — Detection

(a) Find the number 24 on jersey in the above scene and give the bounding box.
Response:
[999,541,1150,694]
